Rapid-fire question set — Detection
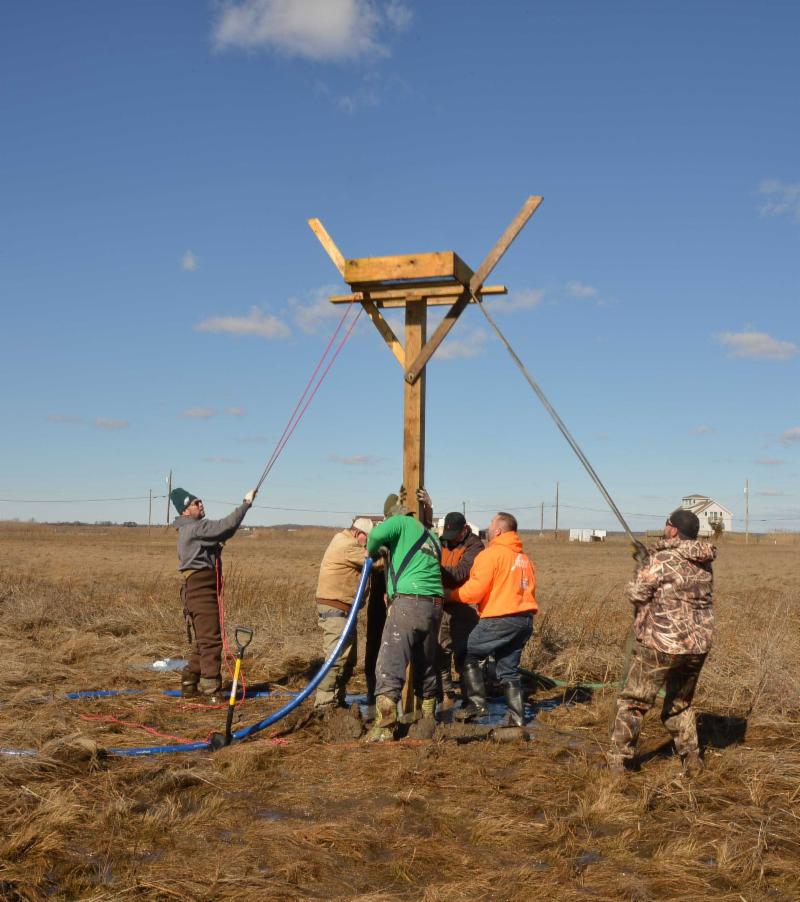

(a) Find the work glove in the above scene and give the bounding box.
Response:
[416,487,432,508]
[244,489,257,505]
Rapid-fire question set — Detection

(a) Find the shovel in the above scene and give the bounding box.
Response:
[211,626,253,750]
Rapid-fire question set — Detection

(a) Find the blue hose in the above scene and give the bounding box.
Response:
[0,559,373,758]
[105,557,374,757]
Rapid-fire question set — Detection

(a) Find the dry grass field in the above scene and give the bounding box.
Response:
[1,522,799,901]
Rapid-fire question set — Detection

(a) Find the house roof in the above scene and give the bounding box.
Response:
[684,498,733,516]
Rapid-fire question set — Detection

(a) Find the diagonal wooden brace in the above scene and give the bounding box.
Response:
[404,195,543,384]
[308,218,345,276]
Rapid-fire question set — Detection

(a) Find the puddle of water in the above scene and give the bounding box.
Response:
[344,692,573,727]
[131,658,188,672]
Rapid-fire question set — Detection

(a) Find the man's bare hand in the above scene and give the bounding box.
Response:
[244,489,257,505]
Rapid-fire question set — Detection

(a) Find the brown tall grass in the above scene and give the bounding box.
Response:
[0,522,799,900]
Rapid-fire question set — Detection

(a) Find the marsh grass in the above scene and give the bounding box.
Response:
[0,523,799,900]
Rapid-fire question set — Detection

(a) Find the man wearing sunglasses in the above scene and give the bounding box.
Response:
[171,487,256,703]
[609,508,716,776]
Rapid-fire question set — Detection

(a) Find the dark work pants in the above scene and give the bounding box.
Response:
[436,602,480,696]
[181,568,223,681]
[375,595,443,701]
[365,568,387,704]
[465,613,534,686]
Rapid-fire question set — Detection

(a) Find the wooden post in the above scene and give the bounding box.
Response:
[403,298,427,520]
[148,489,152,535]
[400,297,427,717]
[554,481,559,540]
[745,479,749,545]
[165,470,172,526]
[540,501,544,536]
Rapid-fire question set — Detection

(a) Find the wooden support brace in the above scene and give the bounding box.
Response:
[308,218,345,276]
[404,195,543,384]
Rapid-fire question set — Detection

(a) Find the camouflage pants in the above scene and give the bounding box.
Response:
[610,640,707,761]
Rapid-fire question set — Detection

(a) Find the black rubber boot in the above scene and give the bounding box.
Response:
[455,662,489,721]
[503,683,526,727]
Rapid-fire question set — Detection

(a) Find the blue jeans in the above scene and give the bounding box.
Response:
[465,613,534,686]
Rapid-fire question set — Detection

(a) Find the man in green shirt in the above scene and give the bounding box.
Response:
[364,492,443,742]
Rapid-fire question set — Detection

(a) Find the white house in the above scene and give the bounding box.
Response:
[569,528,607,543]
[680,494,733,537]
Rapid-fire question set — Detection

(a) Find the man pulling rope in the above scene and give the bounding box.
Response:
[171,487,257,704]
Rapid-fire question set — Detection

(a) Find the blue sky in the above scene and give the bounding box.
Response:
[1,1,798,532]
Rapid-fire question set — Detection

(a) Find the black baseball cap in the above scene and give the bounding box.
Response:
[667,509,700,539]
[441,512,467,542]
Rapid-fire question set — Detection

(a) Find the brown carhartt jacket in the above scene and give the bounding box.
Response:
[316,529,368,605]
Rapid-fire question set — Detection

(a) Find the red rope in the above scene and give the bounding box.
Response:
[216,558,247,704]
[79,712,214,745]
[259,305,363,483]
[255,302,356,492]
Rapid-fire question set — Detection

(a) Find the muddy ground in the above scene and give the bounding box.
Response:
[1,523,799,900]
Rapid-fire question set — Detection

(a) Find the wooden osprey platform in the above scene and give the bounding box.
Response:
[309,195,542,519]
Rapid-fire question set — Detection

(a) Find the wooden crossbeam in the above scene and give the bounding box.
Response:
[404,196,543,384]
[329,285,507,304]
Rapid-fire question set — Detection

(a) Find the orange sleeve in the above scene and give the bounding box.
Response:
[451,548,494,606]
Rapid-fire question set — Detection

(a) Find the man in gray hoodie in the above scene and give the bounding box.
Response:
[171,487,256,702]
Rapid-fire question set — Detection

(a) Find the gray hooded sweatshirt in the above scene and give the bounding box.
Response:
[173,502,250,571]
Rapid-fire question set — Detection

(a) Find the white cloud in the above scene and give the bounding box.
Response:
[756,457,783,466]
[47,414,83,425]
[182,407,216,419]
[758,179,800,221]
[329,453,381,466]
[437,327,489,360]
[488,288,544,314]
[195,307,291,340]
[226,407,245,416]
[715,330,797,360]
[95,417,129,430]
[182,250,198,271]
[566,281,598,299]
[289,286,347,333]
[691,425,715,435]
[212,0,410,61]
[779,427,800,446]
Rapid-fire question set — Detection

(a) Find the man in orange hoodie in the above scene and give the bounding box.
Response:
[447,511,537,726]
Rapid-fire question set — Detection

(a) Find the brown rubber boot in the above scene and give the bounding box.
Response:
[363,695,397,743]
[180,667,200,699]
[197,676,225,705]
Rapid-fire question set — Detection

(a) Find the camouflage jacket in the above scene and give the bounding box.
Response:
[628,537,716,655]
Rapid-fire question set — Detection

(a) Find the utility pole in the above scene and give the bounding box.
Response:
[745,479,749,545]
[462,500,466,516]
[554,481,559,540]
[540,501,544,536]
[165,470,172,526]
[148,489,152,535]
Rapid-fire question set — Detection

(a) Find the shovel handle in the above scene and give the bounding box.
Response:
[235,627,254,653]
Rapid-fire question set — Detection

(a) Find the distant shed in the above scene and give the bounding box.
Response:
[569,528,607,543]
